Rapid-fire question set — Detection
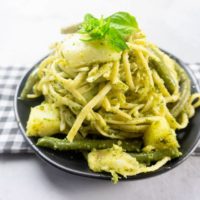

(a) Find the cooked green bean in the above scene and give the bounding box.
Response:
[37,136,142,152]
[20,68,39,99]
[61,23,80,34]
[149,47,177,94]
[130,149,181,164]
[170,62,191,117]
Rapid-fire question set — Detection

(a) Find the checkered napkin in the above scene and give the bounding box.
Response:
[0,64,200,154]
[0,66,32,153]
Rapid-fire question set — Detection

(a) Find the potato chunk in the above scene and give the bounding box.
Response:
[61,33,121,67]
[144,117,179,150]
[26,103,60,137]
[88,145,170,183]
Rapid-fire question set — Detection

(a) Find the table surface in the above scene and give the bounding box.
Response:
[0,0,200,199]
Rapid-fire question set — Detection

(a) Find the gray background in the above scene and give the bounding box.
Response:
[0,0,200,199]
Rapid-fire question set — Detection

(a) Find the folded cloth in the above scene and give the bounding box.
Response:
[0,66,32,153]
[0,64,200,153]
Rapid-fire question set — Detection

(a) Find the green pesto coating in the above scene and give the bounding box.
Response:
[149,57,176,94]
[37,136,142,152]
[130,148,181,164]
[20,68,39,99]
[170,62,191,117]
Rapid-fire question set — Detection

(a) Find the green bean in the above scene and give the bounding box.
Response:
[129,148,181,164]
[37,136,142,152]
[149,48,177,94]
[170,62,191,117]
[20,68,39,99]
[60,23,80,34]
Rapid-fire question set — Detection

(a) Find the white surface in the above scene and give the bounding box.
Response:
[1,155,200,200]
[0,0,200,67]
[0,0,200,199]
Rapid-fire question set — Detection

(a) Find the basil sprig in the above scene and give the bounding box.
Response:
[79,12,139,51]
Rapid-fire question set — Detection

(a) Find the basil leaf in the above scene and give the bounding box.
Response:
[108,12,138,37]
[90,17,110,40]
[106,28,128,52]
[79,14,99,33]
[80,14,110,40]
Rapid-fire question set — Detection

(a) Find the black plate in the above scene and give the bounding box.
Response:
[14,52,200,180]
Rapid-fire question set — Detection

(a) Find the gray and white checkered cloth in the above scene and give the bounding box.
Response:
[0,66,32,153]
[0,64,200,154]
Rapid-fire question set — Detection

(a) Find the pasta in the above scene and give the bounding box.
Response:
[21,12,200,183]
